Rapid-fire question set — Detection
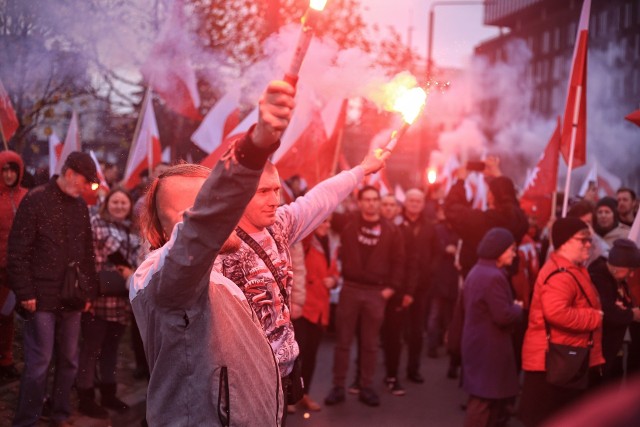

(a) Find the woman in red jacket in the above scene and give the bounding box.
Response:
[292,217,340,411]
[518,218,605,427]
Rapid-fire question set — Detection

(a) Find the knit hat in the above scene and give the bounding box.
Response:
[477,227,515,260]
[488,176,518,205]
[596,197,618,215]
[63,152,99,184]
[551,217,589,249]
[608,239,640,268]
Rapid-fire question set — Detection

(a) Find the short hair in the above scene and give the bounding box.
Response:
[567,200,595,219]
[405,188,425,200]
[357,185,380,200]
[617,187,637,200]
[99,187,134,222]
[142,163,211,250]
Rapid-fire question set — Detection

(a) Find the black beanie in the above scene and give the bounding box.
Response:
[488,176,517,205]
[552,218,589,249]
[596,197,618,214]
[477,227,515,260]
[608,239,640,268]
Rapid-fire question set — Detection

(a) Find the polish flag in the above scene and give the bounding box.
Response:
[123,90,162,189]
[0,79,19,143]
[520,117,561,224]
[54,111,81,175]
[578,161,620,198]
[48,132,63,177]
[560,0,590,170]
[191,90,240,153]
[276,99,347,187]
[199,108,258,168]
[141,2,202,121]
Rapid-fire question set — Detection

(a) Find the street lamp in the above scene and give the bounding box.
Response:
[426,1,486,81]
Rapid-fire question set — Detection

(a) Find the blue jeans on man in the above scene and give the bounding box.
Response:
[13,310,81,427]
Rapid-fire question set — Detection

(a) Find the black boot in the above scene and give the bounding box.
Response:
[100,383,130,412]
[77,387,109,419]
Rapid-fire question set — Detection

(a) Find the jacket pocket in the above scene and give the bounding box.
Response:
[218,366,230,427]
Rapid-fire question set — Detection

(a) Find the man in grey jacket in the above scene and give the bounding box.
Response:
[130,80,294,426]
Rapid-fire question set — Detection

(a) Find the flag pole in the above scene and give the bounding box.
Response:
[0,122,8,151]
[561,85,582,217]
[126,88,150,177]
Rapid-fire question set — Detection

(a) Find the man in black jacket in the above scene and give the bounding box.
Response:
[8,151,99,427]
[325,186,405,407]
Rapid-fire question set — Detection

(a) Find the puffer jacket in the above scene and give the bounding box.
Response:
[522,252,605,371]
[301,231,340,326]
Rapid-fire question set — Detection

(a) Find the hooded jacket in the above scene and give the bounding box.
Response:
[0,150,27,270]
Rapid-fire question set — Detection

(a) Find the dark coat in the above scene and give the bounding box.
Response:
[445,180,529,276]
[588,256,634,369]
[462,259,522,399]
[399,214,434,296]
[430,222,460,301]
[8,177,98,311]
[340,217,405,290]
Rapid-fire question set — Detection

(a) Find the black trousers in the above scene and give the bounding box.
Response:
[292,317,324,394]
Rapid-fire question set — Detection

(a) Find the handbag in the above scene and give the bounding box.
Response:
[542,268,594,390]
[60,261,87,311]
[98,269,128,297]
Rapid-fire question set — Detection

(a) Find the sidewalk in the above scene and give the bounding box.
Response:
[0,318,147,427]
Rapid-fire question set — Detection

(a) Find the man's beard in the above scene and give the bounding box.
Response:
[219,231,242,254]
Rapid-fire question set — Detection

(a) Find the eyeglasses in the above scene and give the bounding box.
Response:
[572,236,593,246]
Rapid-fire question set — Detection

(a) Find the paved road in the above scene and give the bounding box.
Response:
[0,321,492,427]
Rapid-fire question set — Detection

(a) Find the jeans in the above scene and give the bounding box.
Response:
[76,313,126,389]
[13,310,81,427]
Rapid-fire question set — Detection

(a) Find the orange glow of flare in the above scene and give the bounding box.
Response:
[427,168,437,184]
[393,87,427,124]
[309,0,327,11]
[91,183,100,191]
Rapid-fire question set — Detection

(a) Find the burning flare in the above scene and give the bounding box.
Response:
[427,168,437,184]
[309,0,327,11]
[393,87,427,125]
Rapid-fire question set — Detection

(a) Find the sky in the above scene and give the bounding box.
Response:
[362,0,501,68]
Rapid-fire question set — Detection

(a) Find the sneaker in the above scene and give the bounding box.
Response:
[347,381,360,395]
[324,386,346,406]
[287,404,297,414]
[407,372,424,384]
[385,377,406,396]
[358,387,380,407]
[0,364,20,381]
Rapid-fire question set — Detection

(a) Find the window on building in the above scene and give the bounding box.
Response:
[599,10,608,35]
[633,69,640,95]
[612,5,621,30]
[568,22,577,46]
[624,3,632,28]
[554,27,561,51]
[542,31,550,54]
[636,34,640,60]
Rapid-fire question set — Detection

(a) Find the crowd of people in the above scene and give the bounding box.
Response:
[1,79,639,427]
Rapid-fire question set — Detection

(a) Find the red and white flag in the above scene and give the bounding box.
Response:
[560,0,590,169]
[578,161,620,198]
[276,99,347,187]
[89,150,109,190]
[141,2,202,121]
[191,90,240,153]
[55,111,81,175]
[520,117,561,224]
[199,108,257,168]
[123,90,162,189]
[48,132,63,177]
[0,79,19,143]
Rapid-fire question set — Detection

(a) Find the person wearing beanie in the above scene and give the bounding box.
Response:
[8,151,100,426]
[519,217,605,426]
[594,196,629,246]
[0,150,28,381]
[588,238,640,384]
[461,227,523,427]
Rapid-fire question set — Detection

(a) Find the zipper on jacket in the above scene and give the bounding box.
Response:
[218,366,230,427]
